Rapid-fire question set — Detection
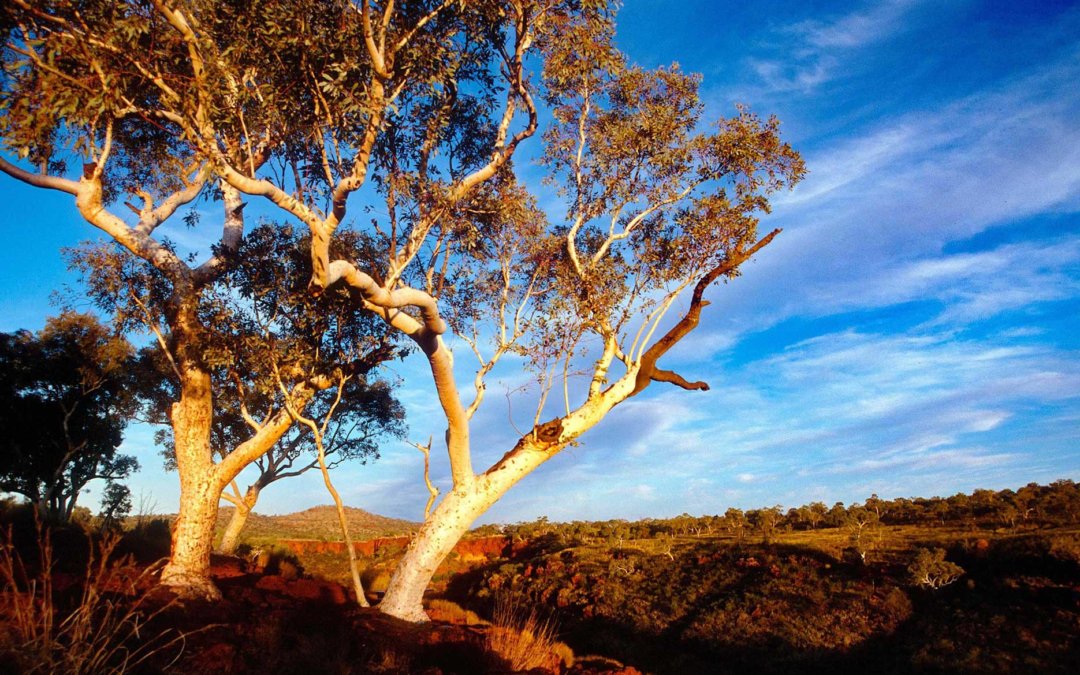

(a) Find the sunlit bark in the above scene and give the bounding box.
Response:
[218,483,260,555]
[160,363,219,598]
[0,0,803,613]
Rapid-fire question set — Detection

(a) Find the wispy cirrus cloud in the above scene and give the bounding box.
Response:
[775,45,1080,216]
[787,0,922,49]
[792,237,1080,328]
[745,0,925,93]
[694,43,1080,342]
[474,326,1079,520]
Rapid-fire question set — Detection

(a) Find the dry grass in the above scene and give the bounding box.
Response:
[486,593,572,672]
[0,525,188,675]
[426,598,488,626]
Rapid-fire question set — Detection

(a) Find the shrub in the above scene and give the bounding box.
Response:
[879,587,914,623]
[362,566,393,595]
[250,546,305,577]
[120,518,171,562]
[426,598,488,626]
[1047,534,1080,565]
[908,547,964,589]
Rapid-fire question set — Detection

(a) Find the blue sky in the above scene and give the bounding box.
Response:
[1,0,1078,522]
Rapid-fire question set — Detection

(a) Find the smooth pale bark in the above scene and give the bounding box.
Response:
[378,440,555,621]
[158,332,307,596]
[160,478,222,599]
[379,375,634,621]
[218,483,261,555]
[159,365,221,599]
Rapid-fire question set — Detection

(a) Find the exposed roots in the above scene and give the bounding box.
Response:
[158,567,223,602]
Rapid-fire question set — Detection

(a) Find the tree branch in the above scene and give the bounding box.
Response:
[273,368,369,607]
[630,228,780,396]
[650,367,709,391]
[408,436,439,521]
[0,156,79,195]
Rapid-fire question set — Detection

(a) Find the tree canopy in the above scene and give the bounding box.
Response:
[0,0,804,619]
[0,312,138,522]
[72,221,407,548]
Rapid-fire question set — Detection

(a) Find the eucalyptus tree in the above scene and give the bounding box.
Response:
[71,222,402,590]
[91,224,408,556]
[215,379,404,555]
[0,0,803,620]
[0,0,410,597]
[0,312,138,523]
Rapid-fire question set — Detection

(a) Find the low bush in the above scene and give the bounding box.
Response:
[1047,533,1080,565]
[250,545,305,578]
[361,565,392,595]
[907,548,964,589]
[119,518,171,562]
[426,598,488,626]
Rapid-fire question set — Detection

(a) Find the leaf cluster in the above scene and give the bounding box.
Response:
[68,222,406,470]
[0,312,139,521]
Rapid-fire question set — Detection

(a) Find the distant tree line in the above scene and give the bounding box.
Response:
[478,479,1080,544]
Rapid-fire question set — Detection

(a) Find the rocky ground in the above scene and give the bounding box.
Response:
[135,554,640,674]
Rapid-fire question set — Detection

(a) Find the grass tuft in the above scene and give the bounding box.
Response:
[0,524,189,674]
[486,593,570,672]
[426,598,488,626]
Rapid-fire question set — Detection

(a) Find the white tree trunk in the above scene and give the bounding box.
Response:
[379,440,553,621]
[159,364,222,599]
[378,489,490,621]
[378,365,633,622]
[219,484,261,555]
[160,480,222,599]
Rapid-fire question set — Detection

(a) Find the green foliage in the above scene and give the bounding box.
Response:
[0,313,138,523]
[843,505,883,564]
[748,506,783,545]
[95,482,132,532]
[1,0,809,605]
[120,517,171,563]
[907,547,965,589]
[71,223,406,525]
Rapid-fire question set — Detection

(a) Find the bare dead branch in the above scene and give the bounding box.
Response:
[630,228,781,396]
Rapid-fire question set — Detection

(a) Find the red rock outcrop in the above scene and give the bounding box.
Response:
[278,535,512,561]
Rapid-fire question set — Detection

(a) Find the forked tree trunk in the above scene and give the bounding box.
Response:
[219,484,262,555]
[378,360,635,622]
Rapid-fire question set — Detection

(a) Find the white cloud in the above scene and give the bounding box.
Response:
[778,125,921,205]
[788,0,921,50]
[830,238,1079,326]
[692,46,1080,343]
[746,0,925,93]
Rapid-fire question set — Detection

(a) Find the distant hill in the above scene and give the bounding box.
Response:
[212,505,419,543]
